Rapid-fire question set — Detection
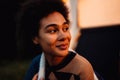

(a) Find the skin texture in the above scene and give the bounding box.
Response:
[32,74,38,80]
[33,11,71,66]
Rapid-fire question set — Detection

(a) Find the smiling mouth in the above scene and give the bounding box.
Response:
[56,44,68,50]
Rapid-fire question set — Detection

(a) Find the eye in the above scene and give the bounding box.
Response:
[63,24,69,32]
[49,29,57,34]
[63,27,69,32]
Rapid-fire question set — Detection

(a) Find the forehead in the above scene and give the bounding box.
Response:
[40,12,66,27]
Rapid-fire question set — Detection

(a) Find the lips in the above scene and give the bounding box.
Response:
[56,44,68,50]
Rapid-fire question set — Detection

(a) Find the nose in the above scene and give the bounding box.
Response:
[58,30,67,41]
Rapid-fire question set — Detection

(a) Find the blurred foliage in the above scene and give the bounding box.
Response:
[0,60,31,80]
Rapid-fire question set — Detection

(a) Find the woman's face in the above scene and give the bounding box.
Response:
[34,12,71,57]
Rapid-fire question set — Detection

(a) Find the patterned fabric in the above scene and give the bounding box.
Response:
[47,72,80,80]
[24,51,85,80]
[44,51,80,80]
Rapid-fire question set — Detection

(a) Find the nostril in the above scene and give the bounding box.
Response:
[58,37,66,41]
[58,32,67,41]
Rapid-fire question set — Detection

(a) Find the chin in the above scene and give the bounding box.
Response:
[55,50,69,57]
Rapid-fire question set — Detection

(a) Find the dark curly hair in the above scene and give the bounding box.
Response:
[16,0,70,55]
[16,0,69,39]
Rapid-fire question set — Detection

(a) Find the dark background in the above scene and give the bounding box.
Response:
[0,1,21,60]
[75,25,120,80]
[0,0,38,60]
[0,1,34,80]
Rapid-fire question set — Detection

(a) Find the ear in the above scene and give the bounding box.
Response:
[32,37,39,45]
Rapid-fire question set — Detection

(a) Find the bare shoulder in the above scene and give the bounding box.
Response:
[75,53,92,66]
[75,53,94,80]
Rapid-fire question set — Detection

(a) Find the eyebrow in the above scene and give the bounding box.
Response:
[45,21,69,29]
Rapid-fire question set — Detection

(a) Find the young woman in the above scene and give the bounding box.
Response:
[16,0,98,80]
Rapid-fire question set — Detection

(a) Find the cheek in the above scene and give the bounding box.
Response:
[40,35,57,46]
[47,36,57,45]
[68,32,71,41]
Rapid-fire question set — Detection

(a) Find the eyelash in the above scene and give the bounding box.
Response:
[48,25,69,34]
[63,27,69,32]
[49,29,57,33]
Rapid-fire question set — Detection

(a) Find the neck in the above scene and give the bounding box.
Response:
[45,54,68,66]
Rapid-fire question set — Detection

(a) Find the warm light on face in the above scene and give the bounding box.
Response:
[62,0,68,3]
